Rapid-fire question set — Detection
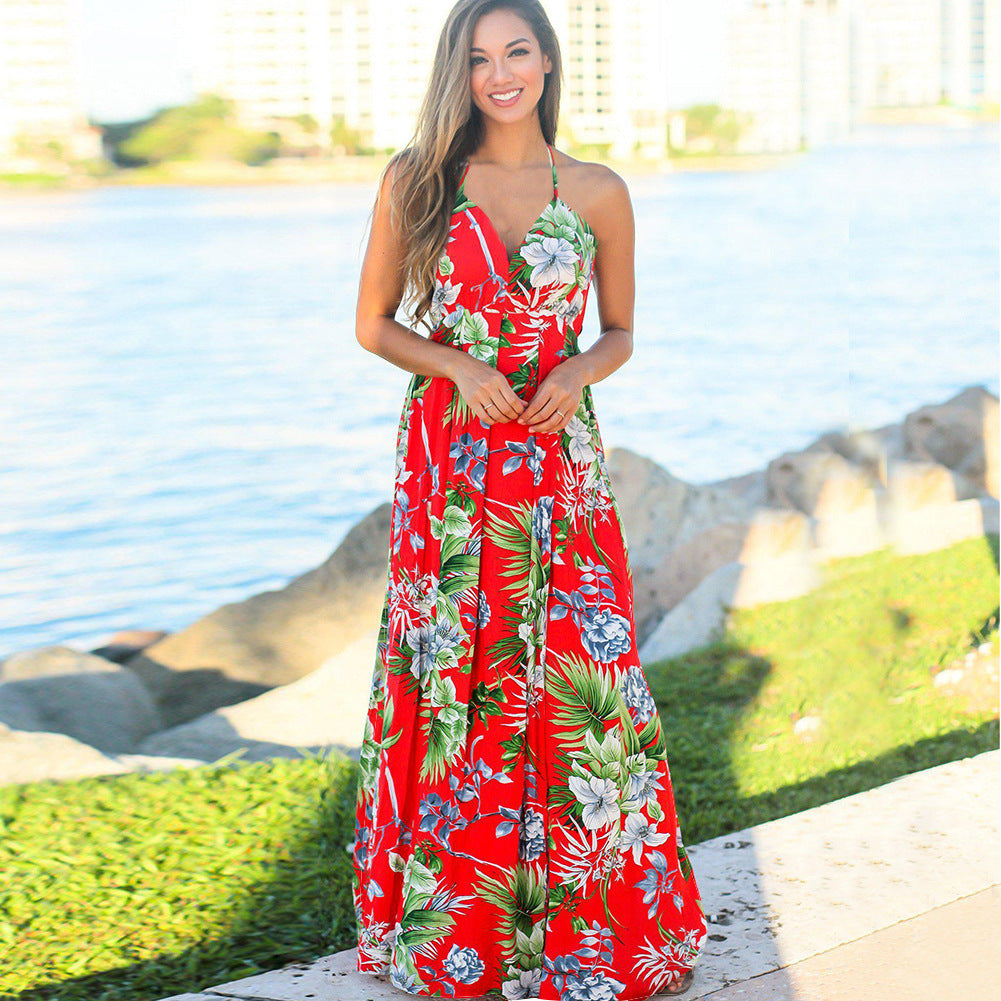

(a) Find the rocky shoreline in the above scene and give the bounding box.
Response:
[1,384,996,787]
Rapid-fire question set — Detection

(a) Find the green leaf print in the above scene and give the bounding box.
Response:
[418,675,466,782]
[456,308,498,364]
[545,651,623,749]
[473,863,547,968]
[483,499,535,604]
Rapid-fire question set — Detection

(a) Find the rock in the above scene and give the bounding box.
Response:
[639,547,819,664]
[1,645,122,682]
[90,629,169,664]
[766,446,874,516]
[0,723,132,785]
[635,506,815,648]
[125,502,392,726]
[903,385,999,498]
[0,666,161,753]
[606,447,760,643]
[886,460,958,509]
[137,627,380,763]
[0,723,205,787]
[885,461,999,553]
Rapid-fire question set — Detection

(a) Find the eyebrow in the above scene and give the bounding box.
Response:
[470,37,531,53]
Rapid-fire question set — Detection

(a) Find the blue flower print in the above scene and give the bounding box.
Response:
[518,806,546,861]
[561,967,627,1000]
[405,617,464,682]
[450,432,487,491]
[476,590,491,628]
[392,485,425,555]
[502,967,543,998]
[532,494,554,554]
[444,944,484,984]
[580,607,632,664]
[418,791,463,850]
[635,849,682,918]
[619,664,656,723]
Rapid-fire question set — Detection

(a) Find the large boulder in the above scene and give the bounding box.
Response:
[637,511,820,664]
[137,627,380,763]
[903,385,999,498]
[606,447,760,643]
[0,723,203,787]
[1,645,124,682]
[0,665,161,753]
[125,502,392,726]
[0,723,132,785]
[765,446,885,559]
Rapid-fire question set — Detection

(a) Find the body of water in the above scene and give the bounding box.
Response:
[1,122,997,658]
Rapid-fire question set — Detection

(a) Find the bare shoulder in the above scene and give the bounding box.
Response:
[376,146,413,205]
[551,149,631,233]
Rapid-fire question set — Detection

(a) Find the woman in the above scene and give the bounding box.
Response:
[348,1,707,997]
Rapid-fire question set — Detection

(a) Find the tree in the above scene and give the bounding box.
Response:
[118,93,280,166]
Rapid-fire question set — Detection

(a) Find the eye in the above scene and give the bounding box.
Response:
[510,47,529,56]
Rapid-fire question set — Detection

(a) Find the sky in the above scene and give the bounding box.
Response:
[75,0,729,124]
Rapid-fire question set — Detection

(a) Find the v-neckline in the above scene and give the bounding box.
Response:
[457,144,558,280]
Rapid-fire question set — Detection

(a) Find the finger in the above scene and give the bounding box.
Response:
[494,378,527,417]
[488,386,524,422]
[480,401,501,425]
[526,396,564,429]
[520,388,554,424]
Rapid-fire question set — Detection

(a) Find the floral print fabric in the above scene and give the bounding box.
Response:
[349,143,707,999]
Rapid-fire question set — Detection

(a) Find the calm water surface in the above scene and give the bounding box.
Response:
[1,122,997,657]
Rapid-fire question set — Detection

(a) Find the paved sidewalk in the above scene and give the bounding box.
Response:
[160,748,1000,1001]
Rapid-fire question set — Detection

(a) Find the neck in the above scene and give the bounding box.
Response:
[470,125,549,170]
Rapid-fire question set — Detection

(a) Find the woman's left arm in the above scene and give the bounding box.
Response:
[519,166,635,434]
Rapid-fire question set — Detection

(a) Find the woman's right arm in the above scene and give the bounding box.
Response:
[354,160,526,425]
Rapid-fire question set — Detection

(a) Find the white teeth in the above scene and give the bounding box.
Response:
[491,89,521,100]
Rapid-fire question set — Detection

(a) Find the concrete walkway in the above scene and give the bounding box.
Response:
[161,748,1000,1001]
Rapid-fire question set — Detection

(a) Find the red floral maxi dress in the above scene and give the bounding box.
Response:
[348,143,707,1000]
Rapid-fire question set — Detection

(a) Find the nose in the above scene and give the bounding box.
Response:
[488,63,516,87]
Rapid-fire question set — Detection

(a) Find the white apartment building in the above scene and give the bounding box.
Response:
[940,0,1000,107]
[193,0,670,158]
[853,0,942,107]
[557,0,669,159]
[724,0,852,153]
[724,0,804,153]
[0,0,100,162]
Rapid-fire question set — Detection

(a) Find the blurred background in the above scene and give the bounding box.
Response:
[1,0,997,661]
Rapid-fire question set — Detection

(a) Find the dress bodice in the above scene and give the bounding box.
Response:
[428,143,597,383]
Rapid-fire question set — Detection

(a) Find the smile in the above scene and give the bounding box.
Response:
[489,88,523,106]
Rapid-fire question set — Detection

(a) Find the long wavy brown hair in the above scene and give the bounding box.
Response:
[373,0,563,333]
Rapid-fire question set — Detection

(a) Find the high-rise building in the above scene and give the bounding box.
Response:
[724,0,852,153]
[0,0,101,162]
[558,0,669,159]
[192,0,671,158]
[941,0,1000,106]
[853,0,942,107]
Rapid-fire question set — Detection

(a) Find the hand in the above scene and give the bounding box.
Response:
[450,352,527,425]
[518,357,587,435]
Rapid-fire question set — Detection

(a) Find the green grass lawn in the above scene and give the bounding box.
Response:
[1,535,997,1001]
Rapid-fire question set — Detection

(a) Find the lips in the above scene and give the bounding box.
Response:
[489,88,523,106]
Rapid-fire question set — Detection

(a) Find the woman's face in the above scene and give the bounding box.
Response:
[468,9,551,123]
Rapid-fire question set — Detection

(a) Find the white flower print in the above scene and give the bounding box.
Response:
[567,773,619,830]
[522,235,578,288]
[565,414,596,464]
[431,276,460,322]
[618,810,670,863]
[502,967,543,999]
